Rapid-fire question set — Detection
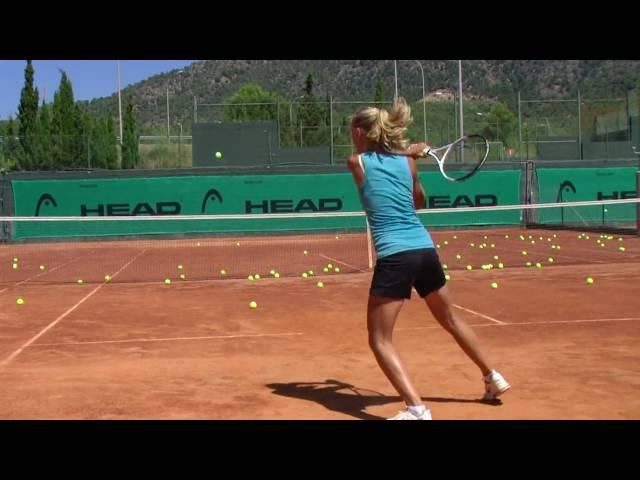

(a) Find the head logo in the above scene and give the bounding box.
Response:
[556,180,576,203]
[35,193,58,216]
[201,189,223,213]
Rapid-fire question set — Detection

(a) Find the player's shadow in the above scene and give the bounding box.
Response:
[266,379,501,420]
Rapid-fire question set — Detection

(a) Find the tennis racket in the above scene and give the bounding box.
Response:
[423,134,489,182]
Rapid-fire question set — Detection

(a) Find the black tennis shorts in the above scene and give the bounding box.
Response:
[370,248,446,299]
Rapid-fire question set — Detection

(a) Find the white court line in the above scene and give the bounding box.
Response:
[0,249,147,369]
[319,254,369,273]
[452,304,505,324]
[0,251,96,294]
[28,332,304,348]
[397,316,640,331]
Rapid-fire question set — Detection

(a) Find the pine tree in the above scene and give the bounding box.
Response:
[121,96,140,169]
[17,60,39,169]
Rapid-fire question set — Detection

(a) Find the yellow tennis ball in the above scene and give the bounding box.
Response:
[17,297,24,305]
[493,255,499,260]
[453,235,458,239]
[535,262,542,268]
[77,279,84,285]
[327,263,333,269]
[548,257,554,263]
[491,244,495,248]
[526,261,532,267]
[442,264,448,270]
[323,267,329,272]
[39,265,45,270]
[254,274,261,280]
[586,277,594,285]
[303,250,308,255]
[308,270,314,276]
[531,240,536,244]
[249,301,257,309]
[178,265,183,270]
[505,235,510,239]
[12,263,18,269]
[479,245,485,249]
[445,274,451,281]
[556,246,561,250]
[522,251,528,256]
[220,269,227,276]
[334,267,340,273]
[519,235,525,240]
[270,270,275,275]
[444,240,449,245]
[466,265,473,271]
[335,236,340,239]
[498,263,504,269]
[274,273,280,278]
[104,275,111,282]
[13,257,18,262]
[316,282,324,288]
[248,275,254,281]
[164,278,171,285]
[197,242,201,247]
[484,236,488,240]
[179,273,186,280]
[302,272,308,278]
[215,151,223,159]
[470,243,475,247]
[456,254,462,260]
[236,242,240,246]
[491,282,498,289]
[619,247,626,252]
[437,244,441,249]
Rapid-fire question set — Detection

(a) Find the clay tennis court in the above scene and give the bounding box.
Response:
[1,227,639,419]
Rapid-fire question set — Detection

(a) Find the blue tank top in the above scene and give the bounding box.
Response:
[358,151,434,258]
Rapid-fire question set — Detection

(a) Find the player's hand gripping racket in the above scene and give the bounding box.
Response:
[422,134,489,182]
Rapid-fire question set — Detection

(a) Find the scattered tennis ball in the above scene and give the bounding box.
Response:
[327,264,333,269]
[303,250,308,255]
[519,235,525,240]
[336,236,340,239]
[491,244,495,248]
[445,274,451,281]
[498,263,504,269]
[484,236,488,240]
[619,246,626,252]
[302,272,308,278]
[585,236,590,240]
[13,257,18,262]
[539,236,543,241]
[274,273,280,278]
[197,242,201,247]
[12,263,18,269]
[586,277,594,285]
[178,265,183,270]
[436,244,441,249]
[600,243,605,248]
[77,279,84,285]
[316,282,324,288]
[179,273,186,280]
[456,254,462,260]
[607,236,613,240]
[597,239,601,244]
[248,275,254,281]
[493,255,499,260]
[164,278,171,285]
[531,240,536,244]
[470,243,475,247]
[491,282,498,289]
[466,265,473,271]
[548,257,554,263]
[270,270,276,275]
[308,270,314,276]
[17,298,24,305]
[254,274,261,280]
[323,267,329,272]
[505,235,510,239]
[249,301,257,309]
[215,151,223,159]
[236,242,241,246]
[522,251,528,256]
[618,237,623,242]
[444,240,449,245]
[453,235,458,239]
[335,267,340,273]
[220,269,227,276]
[442,264,448,270]
[526,261,532,267]
[556,246,561,250]
[553,234,557,238]
[535,262,542,268]
[39,265,45,270]
[104,275,111,282]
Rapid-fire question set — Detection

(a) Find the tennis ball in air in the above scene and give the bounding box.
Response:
[274,273,280,278]
[491,282,498,289]
[248,275,254,281]
[466,265,473,271]
[302,272,308,278]
[77,279,84,285]
[179,273,186,280]
[215,151,223,160]
[16,298,24,305]
[164,278,171,285]
[586,277,594,285]
[498,263,504,269]
[619,247,626,252]
[40,265,45,270]
[220,269,226,276]
[254,274,261,280]
[249,301,257,309]
[317,282,324,288]
[335,267,340,273]
[105,275,111,282]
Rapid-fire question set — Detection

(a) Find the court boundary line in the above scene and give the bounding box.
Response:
[27,331,304,348]
[0,249,147,369]
[397,316,640,331]
[452,304,505,324]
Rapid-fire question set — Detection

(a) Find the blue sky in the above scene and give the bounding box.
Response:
[0,60,197,120]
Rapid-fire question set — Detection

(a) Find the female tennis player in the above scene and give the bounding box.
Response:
[347,97,510,420]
